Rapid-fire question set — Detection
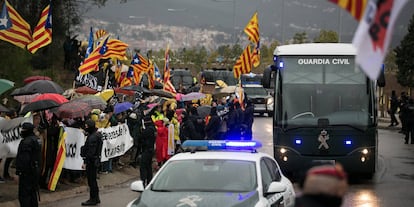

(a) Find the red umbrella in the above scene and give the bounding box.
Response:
[23,76,52,84]
[55,101,92,119]
[31,93,69,104]
[75,86,98,94]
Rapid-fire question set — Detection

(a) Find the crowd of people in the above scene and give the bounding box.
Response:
[388,90,414,144]
[0,90,257,205]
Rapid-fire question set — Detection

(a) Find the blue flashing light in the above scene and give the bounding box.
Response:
[279,60,284,69]
[345,140,352,145]
[182,140,262,151]
[295,139,302,145]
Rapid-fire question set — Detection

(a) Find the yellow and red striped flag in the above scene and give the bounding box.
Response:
[27,1,52,53]
[244,11,259,43]
[102,39,128,60]
[130,53,149,84]
[329,0,368,21]
[0,0,32,49]
[95,29,107,40]
[148,60,155,89]
[233,45,252,79]
[163,45,176,93]
[251,42,260,68]
[78,35,109,75]
[47,126,66,191]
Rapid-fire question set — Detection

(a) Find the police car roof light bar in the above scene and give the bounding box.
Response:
[182,140,262,152]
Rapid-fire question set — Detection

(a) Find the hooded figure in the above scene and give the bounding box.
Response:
[80,119,103,206]
[16,122,41,207]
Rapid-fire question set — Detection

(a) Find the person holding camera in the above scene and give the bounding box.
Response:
[80,120,103,206]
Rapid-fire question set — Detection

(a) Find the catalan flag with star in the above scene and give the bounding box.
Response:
[78,35,109,75]
[27,1,52,54]
[0,0,32,49]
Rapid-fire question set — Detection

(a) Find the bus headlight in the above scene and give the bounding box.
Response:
[361,149,369,155]
[280,148,287,154]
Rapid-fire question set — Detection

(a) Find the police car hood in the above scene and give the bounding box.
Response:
[133,190,259,207]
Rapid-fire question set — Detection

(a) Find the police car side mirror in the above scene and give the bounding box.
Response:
[265,182,286,196]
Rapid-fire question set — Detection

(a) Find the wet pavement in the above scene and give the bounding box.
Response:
[0,117,398,206]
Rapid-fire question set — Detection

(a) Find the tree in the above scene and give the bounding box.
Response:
[313,30,339,43]
[395,13,414,88]
[292,32,309,44]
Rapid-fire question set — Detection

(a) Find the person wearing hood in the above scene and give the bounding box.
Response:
[139,116,157,186]
[80,119,103,206]
[15,122,41,207]
[205,106,221,140]
[180,111,201,141]
[295,163,348,207]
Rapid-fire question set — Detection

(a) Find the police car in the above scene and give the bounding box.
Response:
[126,140,295,207]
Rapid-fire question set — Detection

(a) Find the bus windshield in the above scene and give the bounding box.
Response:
[279,55,370,127]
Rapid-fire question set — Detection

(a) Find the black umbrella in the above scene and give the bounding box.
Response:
[0,104,10,112]
[12,80,64,96]
[20,99,60,115]
[121,85,151,94]
[150,89,175,98]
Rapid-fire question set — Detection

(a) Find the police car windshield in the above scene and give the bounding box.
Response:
[151,159,257,192]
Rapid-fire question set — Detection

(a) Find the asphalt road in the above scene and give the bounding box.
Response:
[39,116,414,207]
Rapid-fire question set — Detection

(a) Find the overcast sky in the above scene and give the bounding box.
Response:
[86,0,414,44]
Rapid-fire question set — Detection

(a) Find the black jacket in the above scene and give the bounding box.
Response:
[140,122,157,152]
[15,134,41,176]
[81,130,103,164]
[295,195,343,207]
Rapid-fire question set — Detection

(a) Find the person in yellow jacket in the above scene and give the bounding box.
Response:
[165,109,181,153]
[151,104,165,123]
[90,109,110,128]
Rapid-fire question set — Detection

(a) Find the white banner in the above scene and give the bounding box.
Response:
[98,123,134,162]
[0,117,32,159]
[63,127,86,170]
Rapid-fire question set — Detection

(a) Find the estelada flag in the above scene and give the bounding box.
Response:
[27,1,52,54]
[0,0,32,49]
[78,35,109,75]
[352,0,407,80]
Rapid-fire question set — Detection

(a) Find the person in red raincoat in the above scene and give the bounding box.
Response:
[155,118,170,167]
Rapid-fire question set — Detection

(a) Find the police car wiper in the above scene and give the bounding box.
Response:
[151,189,172,192]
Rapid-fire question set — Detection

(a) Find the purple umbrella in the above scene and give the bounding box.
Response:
[114,102,133,114]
